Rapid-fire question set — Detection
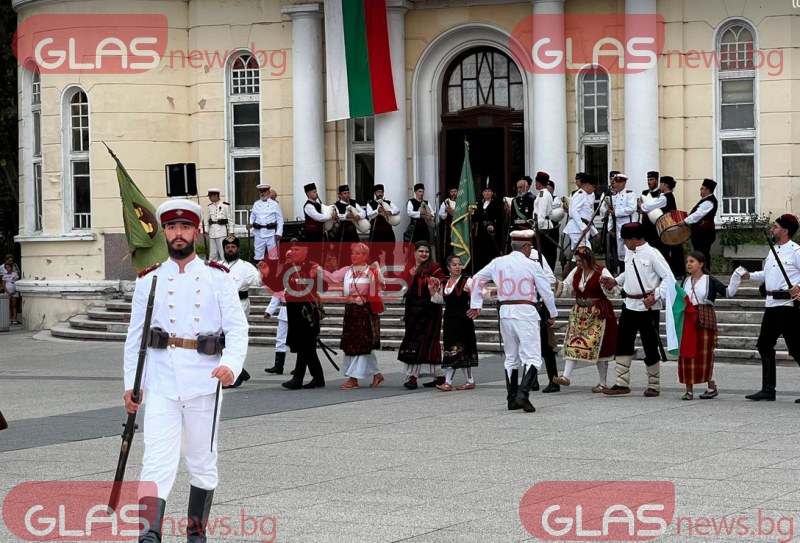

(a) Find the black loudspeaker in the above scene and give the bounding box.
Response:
[165,163,197,197]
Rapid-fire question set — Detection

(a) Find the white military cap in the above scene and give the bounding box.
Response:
[613,173,628,181]
[256,183,271,190]
[157,198,204,227]
[509,229,535,240]
[207,188,222,194]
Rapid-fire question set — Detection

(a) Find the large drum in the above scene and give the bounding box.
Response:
[656,210,691,246]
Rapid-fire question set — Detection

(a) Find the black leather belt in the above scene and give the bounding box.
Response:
[238,291,249,300]
[767,291,792,299]
[498,300,536,306]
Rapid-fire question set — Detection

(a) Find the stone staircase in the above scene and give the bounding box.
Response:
[49,282,791,364]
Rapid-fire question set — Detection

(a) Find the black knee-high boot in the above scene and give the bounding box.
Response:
[506,369,520,411]
[138,496,166,543]
[516,365,538,412]
[746,356,776,401]
[265,351,286,374]
[282,357,306,390]
[187,486,214,543]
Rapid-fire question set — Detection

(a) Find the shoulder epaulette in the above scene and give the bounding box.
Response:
[138,263,160,278]
[208,260,230,273]
[625,189,633,193]
[223,201,230,205]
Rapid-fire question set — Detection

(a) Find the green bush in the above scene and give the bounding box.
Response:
[718,213,773,252]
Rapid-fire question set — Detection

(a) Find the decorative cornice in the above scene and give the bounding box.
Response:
[15,232,97,243]
[281,3,323,18]
[14,279,129,298]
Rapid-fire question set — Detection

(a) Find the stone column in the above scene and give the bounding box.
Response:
[531,0,568,196]
[624,0,659,193]
[374,1,411,235]
[282,3,325,217]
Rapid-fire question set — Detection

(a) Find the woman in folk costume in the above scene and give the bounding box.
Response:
[398,240,446,389]
[678,251,740,400]
[553,246,619,392]
[472,180,504,272]
[436,254,479,391]
[318,243,385,389]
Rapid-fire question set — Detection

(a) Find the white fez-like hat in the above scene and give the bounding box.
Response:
[509,229,535,240]
[157,198,204,227]
[256,183,271,190]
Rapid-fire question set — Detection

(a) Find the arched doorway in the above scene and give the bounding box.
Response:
[439,47,525,200]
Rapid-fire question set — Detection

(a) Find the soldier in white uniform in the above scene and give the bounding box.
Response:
[563,174,598,253]
[123,199,248,543]
[599,222,675,397]
[206,188,233,261]
[468,230,558,413]
[599,173,638,272]
[742,214,800,402]
[265,249,292,375]
[218,235,266,388]
[249,183,284,263]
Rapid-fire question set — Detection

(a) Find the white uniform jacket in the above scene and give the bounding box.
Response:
[207,201,233,238]
[534,190,554,229]
[749,241,800,308]
[470,251,558,321]
[265,291,288,321]
[615,243,675,311]
[563,189,598,237]
[223,258,262,313]
[599,190,638,235]
[123,257,249,400]
[250,198,284,239]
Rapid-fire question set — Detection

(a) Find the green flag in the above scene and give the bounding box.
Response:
[450,141,477,267]
[106,144,168,272]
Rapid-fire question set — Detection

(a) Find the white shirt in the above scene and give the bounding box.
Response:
[207,201,233,238]
[123,257,249,400]
[640,193,668,212]
[438,199,456,220]
[406,198,426,219]
[684,198,715,225]
[749,241,800,308]
[250,198,284,238]
[534,190,554,229]
[559,266,616,297]
[367,199,399,219]
[304,201,334,222]
[323,265,380,300]
[528,248,556,287]
[265,291,287,322]
[563,190,598,236]
[470,251,558,321]
[615,242,675,311]
[337,200,366,222]
[600,190,638,233]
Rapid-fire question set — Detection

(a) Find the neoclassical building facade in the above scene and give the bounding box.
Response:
[13,0,800,328]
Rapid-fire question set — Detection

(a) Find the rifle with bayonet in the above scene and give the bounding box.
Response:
[108,276,158,512]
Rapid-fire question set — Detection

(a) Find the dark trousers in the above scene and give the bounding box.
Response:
[616,306,662,365]
[541,227,559,271]
[292,341,324,381]
[757,306,800,362]
[690,230,716,269]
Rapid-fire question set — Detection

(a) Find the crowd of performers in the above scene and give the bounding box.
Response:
[223,175,800,412]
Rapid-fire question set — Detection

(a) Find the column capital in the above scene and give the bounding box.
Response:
[386,0,414,12]
[281,3,322,19]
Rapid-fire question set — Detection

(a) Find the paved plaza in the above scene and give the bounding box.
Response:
[2,328,800,542]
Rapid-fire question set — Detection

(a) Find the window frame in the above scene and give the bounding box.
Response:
[713,19,759,217]
[61,86,92,233]
[225,50,263,228]
[346,116,375,204]
[576,65,612,190]
[442,47,524,113]
[22,62,44,233]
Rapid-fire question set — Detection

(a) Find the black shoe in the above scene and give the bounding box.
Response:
[507,400,522,411]
[302,378,326,389]
[281,379,303,390]
[423,376,446,388]
[542,382,560,393]
[531,379,540,392]
[403,376,418,390]
[745,390,776,401]
[795,398,800,403]
[223,368,250,389]
[264,365,283,375]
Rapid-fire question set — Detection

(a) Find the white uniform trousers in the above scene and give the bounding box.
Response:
[276,319,288,353]
[140,390,221,499]
[500,317,543,373]
[615,234,627,262]
[254,236,278,261]
[239,297,251,316]
[568,232,592,252]
[208,236,226,261]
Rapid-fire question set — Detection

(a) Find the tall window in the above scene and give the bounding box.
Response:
[62,87,91,230]
[31,67,43,231]
[444,48,524,112]
[716,21,757,215]
[348,116,374,203]
[578,67,610,194]
[227,51,261,225]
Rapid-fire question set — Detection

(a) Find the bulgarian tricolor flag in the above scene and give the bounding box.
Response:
[665,281,698,358]
[324,0,398,121]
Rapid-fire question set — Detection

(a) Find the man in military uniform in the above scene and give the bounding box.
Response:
[124,199,248,543]
[506,176,535,232]
[468,230,558,413]
[678,178,718,266]
[206,189,233,261]
[600,222,675,397]
[640,175,684,278]
[600,173,638,273]
[640,171,662,248]
[533,172,559,270]
[302,182,335,242]
[563,174,598,254]
[264,250,290,375]
[742,214,800,402]
[249,183,284,267]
